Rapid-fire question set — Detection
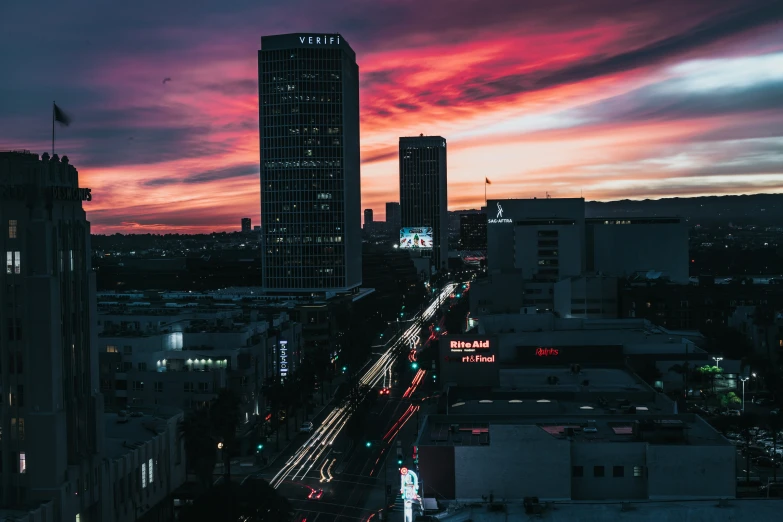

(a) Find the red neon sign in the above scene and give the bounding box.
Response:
[400,467,408,475]
[461,354,496,363]
[536,348,559,357]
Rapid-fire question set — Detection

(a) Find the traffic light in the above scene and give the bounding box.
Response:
[366,441,372,448]
[435,326,440,332]
[256,443,264,452]
[342,366,347,373]
[397,459,403,466]
[456,294,461,298]
[411,362,419,370]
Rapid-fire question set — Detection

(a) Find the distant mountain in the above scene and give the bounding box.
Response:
[585,194,783,223]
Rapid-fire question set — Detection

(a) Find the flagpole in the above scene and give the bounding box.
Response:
[484,180,487,207]
[52,101,55,155]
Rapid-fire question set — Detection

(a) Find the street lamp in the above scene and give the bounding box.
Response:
[740,377,749,411]
[712,356,723,368]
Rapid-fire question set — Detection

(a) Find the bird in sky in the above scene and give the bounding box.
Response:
[162,77,172,84]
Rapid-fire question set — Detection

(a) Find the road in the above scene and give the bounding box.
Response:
[256,283,457,521]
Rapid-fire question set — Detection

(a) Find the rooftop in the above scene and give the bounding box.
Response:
[499,368,646,392]
[104,411,178,459]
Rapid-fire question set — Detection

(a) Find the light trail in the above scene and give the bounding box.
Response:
[271,283,458,489]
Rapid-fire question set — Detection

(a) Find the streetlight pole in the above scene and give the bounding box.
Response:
[712,356,723,369]
[740,377,749,412]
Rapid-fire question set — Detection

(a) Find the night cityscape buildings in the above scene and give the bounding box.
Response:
[399,136,448,273]
[241,217,251,232]
[385,201,401,235]
[258,33,361,295]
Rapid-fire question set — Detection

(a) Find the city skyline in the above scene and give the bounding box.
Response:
[1,0,782,234]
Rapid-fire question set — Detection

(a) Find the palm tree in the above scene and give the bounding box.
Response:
[179,407,218,491]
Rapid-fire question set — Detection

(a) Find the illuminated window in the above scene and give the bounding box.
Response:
[19,452,26,473]
[6,251,20,274]
[141,463,147,488]
[633,466,643,477]
[8,220,17,239]
[76,514,81,522]
[106,345,118,353]
[149,458,154,483]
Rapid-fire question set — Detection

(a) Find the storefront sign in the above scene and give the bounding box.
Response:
[449,339,490,352]
[536,348,559,357]
[461,354,496,363]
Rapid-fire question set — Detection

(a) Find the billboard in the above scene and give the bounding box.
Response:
[440,335,499,387]
[400,227,433,250]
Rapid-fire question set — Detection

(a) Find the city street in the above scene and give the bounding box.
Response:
[252,283,456,521]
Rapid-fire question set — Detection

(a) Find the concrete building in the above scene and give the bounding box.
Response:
[0,151,103,520]
[364,209,373,229]
[95,296,303,419]
[459,213,487,251]
[386,202,401,235]
[0,151,186,522]
[417,367,735,502]
[553,276,619,319]
[241,218,251,233]
[587,217,689,283]
[258,33,361,294]
[399,136,448,273]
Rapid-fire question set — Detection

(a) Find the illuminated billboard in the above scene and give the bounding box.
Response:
[440,335,500,387]
[400,227,433,250]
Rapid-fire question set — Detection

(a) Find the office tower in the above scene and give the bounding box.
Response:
[241,217,252,232]
[0,151,103,519]
[399,136,448,272]
[459,213,487,250]
[258,33,361,294]
[364,208,373,228]
[386,202,401,235]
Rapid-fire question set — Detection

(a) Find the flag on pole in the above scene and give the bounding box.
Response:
[485,177,491,184]
[54,103,72,126]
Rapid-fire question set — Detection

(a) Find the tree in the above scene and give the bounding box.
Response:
[767,412,782,482]
[719,391,741,410]
[210,389,241,484]
[179,406,217,491]
[697,365,723,394]
[179,479,294,522]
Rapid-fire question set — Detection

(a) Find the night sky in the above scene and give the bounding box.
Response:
[1,0,781,233]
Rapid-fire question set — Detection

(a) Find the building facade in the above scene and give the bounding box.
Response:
[399,136,448,273]
[258,33,361,294]
[385,202,401,235]
[0,151,104,520]
[459,213,487,250]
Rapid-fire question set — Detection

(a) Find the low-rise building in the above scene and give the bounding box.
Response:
[417,368,735,502]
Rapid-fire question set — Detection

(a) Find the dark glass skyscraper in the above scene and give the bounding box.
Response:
[399,136,448,272]
[258,33,361,294]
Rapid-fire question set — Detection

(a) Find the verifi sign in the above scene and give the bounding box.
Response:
[299,35,340,45]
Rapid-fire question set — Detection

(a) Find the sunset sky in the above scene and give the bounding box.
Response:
[1,0,782,234]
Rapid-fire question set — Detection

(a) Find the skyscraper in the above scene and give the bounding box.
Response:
[241,217,252,232]
[399,136,448,272]
[385,201,401,235]
[0,151,103,519]
[363,208,373,228]
[259,33,361,294]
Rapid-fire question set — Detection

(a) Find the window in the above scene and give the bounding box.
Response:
[633,466,644,477]
[593,466,605,478]
[138,362,147,371]
[11,418,24,441]
[16,385,23,407]
[184,382,194,393]
[613,465,624,478]
[106,345,118,353]
[19,452,26,473]
[132,381,144,391]
[141,463,147,488]
[155,382,163,393]
[8,220,17,239]
[148,458,154,483]
[198,382,210,393]
[572,465,584,478]
[121,362,132,372]
[123,346,132,354]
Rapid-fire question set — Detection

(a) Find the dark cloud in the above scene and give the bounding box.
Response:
[578,80,783,125]
[183,164,259,184]
[456,1,783,102]
[141,178,180,187]
[362,149,397,164]
[201,79,258,96]
[395,102,420,111]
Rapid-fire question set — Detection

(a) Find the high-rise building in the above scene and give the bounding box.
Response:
[258,33,361,294]
[385,202,401,235]
[0,151,103,519]
[241,217,252,232]
[399,136,448,272]
[364,208,373,228]
[459,213,487,250]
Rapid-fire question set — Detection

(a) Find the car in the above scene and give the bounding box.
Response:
[379,387,391,395]
[726,409,741,417]
[300,422,314,433]
[308,488,323,500]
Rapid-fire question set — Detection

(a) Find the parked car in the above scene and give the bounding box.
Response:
[742,445,769,458]
[300,421,314,433]
[726,410,741,417]
[759,482,783,497]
